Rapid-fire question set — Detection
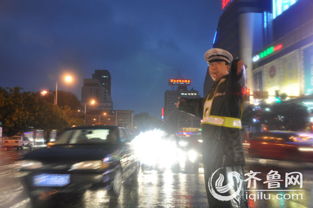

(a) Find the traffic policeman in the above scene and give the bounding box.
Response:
[178,48,247,207]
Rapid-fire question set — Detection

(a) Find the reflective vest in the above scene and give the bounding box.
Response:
[202,78,242,129]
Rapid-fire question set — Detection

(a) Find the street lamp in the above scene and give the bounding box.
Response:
[40,89,49,96]
[54,73,75,105]
[98,112,108,125]
[84,99,97,125]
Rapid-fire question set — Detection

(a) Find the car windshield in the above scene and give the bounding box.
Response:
[55,128,118,145]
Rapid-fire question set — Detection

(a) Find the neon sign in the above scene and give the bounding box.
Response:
[273,0,298,19]
[222,0,232,9]
[253,44,284,62]
[169,79,191,85]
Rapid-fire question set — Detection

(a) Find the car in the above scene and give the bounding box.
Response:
[175,132,202,172]
[2,135,32,150]
[244,130,313,163]
[16,125,139,206]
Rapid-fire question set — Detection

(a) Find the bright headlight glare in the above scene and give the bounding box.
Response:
[70,160,109,170]
[298,147,313,152]
[15,160,43,169]
[188,150,198,163]
[178,141,188,147]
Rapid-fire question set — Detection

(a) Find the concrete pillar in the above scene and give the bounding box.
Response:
[239,13,254,93]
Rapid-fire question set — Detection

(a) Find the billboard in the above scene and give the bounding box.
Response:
[272,0,298,19]
[262,50,301,98]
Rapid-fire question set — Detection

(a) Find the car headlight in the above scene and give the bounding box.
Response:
[15,160,43,170]
[178,140,188,147]
[70,160,109,170]
[187,149,198,163]
[298,147,313,152]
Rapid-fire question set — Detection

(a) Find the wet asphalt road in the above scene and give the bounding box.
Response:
[0,149,208,208]
[2,149,313,208]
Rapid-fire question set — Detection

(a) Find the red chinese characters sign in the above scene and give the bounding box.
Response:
[169,79,191,85]
[222,0,232,9]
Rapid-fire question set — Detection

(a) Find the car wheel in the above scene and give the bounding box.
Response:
[109,168,123,197]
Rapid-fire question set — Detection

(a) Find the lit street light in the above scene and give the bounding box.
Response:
[97,112,108,125]
[40,89,49,96]
[84,99,97,125]
[54,73,75,105]
[64,74,74,83]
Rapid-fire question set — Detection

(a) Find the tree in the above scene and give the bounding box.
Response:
[40,90,81,110]
[0,87,83,136]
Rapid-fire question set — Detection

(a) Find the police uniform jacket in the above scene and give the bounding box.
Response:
[179,61,245,166]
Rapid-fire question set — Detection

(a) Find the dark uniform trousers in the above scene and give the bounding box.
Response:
[202,125,248,208]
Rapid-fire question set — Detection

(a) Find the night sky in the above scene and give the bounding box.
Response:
[0,0,221,116]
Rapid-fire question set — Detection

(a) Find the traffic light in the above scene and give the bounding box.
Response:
[242,87,250,101]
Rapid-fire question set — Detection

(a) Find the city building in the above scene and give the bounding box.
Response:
[207,0,313,106]
[82,70,134,128]
[87,110,133,129]
[81,70,113,111]
[252,0,313,104]
[164,79,201,132]
[92,70,112,105]
[206,0,272,95]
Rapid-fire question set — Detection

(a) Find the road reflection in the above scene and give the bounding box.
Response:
[245,158,313,208]
[3,148,313,208]
[32,169,207,208]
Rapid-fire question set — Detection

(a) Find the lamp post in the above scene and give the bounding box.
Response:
[84,99,97,125]
[54,73,74,105]
[99,112,108,125]
[54,82,58,105]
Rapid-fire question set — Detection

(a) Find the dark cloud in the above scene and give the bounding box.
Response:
[0,0,220,116]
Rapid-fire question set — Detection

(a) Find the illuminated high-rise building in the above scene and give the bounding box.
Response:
[206,0,313,106]
[81,70,113,111]
[164,79,201,132]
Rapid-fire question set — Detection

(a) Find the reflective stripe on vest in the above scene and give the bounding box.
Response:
[201,115,242,129]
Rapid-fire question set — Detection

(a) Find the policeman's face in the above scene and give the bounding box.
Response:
[208,61,230,81]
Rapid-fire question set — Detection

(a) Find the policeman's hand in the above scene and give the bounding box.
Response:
[231,59,245,75]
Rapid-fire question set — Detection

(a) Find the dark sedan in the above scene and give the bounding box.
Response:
[16,126,139,206]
